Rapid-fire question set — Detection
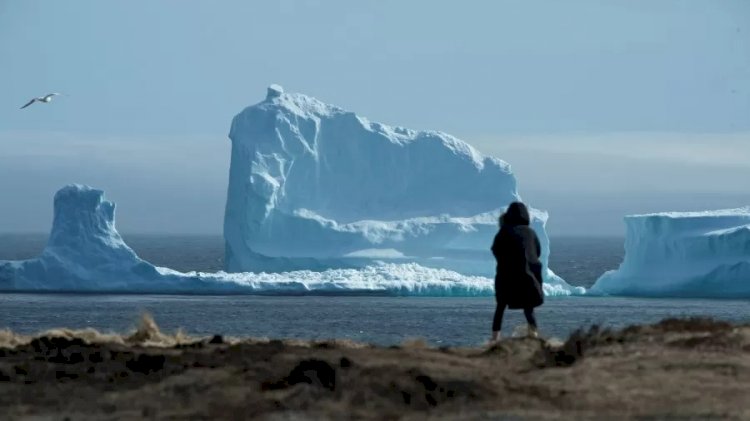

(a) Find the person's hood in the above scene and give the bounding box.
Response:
[502,202,531,226]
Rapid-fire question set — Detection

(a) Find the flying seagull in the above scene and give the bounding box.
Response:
[20,93,62,109]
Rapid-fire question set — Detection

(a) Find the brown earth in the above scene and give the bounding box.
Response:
[0,316,749,420]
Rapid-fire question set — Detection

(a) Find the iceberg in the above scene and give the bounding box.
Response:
[224,85,580,295]
[0,185,581,296]
[0,185,185,292]
[590,208,750,298]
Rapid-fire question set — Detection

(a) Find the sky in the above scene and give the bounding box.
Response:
[1,0,748,236]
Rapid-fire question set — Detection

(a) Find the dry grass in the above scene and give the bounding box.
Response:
[0,316,748,420]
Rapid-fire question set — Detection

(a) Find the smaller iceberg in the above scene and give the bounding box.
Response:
[0,185,184,292]
[590,208,750,298]
[0,185,583,296]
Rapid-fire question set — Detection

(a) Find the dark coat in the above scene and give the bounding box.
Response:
[491,202,544,309]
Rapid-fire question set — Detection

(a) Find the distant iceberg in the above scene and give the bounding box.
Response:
[590,208,750,298]
[0,185,582,296]
[224,85,576,291]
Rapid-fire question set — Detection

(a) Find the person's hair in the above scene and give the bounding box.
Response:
[502,201,531,226]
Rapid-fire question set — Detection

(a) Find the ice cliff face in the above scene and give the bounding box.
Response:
[224,85,572,291]
[0,185,581,296]
[590,208,750,298]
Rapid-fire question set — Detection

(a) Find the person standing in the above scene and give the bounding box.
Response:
[490,201,544,342]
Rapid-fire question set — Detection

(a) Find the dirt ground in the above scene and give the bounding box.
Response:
[0,316,748,420]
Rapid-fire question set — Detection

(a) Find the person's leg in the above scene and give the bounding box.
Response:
[524,307,539,338]
[523,308,537,327]
[491,299,506,341]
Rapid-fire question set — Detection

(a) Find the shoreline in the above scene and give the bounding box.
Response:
[1,316,748,419]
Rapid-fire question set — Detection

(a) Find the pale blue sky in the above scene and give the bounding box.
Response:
[1,1,748,235]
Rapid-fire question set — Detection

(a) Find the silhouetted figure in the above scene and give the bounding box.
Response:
[490,201,544,342]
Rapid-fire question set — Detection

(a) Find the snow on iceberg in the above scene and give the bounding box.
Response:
[0,185,581,296]
[224,85,579,294]
[590,208,750,298]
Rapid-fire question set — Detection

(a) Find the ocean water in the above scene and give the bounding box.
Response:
[1,235,748,346]
[1,294,748,347]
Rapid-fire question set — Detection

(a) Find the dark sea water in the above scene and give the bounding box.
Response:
[1,235,748,346]
[1,294,748,347]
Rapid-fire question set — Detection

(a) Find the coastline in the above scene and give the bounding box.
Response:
[1,316,748,419]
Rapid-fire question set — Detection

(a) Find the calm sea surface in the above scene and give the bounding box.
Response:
[1,235,748,346]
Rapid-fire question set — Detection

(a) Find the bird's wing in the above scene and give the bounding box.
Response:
[45,93,61,99]
[20,99,36,109]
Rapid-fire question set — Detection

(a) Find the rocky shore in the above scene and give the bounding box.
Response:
[1,316,748,420]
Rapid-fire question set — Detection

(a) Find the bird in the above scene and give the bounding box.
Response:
[20,93,62,109]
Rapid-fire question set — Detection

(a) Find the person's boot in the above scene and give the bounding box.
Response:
[527,325,539,339]
[488,331,501,345]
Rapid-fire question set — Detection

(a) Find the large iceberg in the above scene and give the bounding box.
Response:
[0,185,581,296]
[590,208,750,298]
[224,85,577,294]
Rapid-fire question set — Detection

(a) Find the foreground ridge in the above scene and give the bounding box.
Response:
[1,317,748,419]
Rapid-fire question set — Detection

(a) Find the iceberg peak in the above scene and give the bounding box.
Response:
[47,184,132,258]
[255,86,342,119]
[266,84,284,99]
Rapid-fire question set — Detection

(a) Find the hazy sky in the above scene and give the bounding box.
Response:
[1,1,748,236]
